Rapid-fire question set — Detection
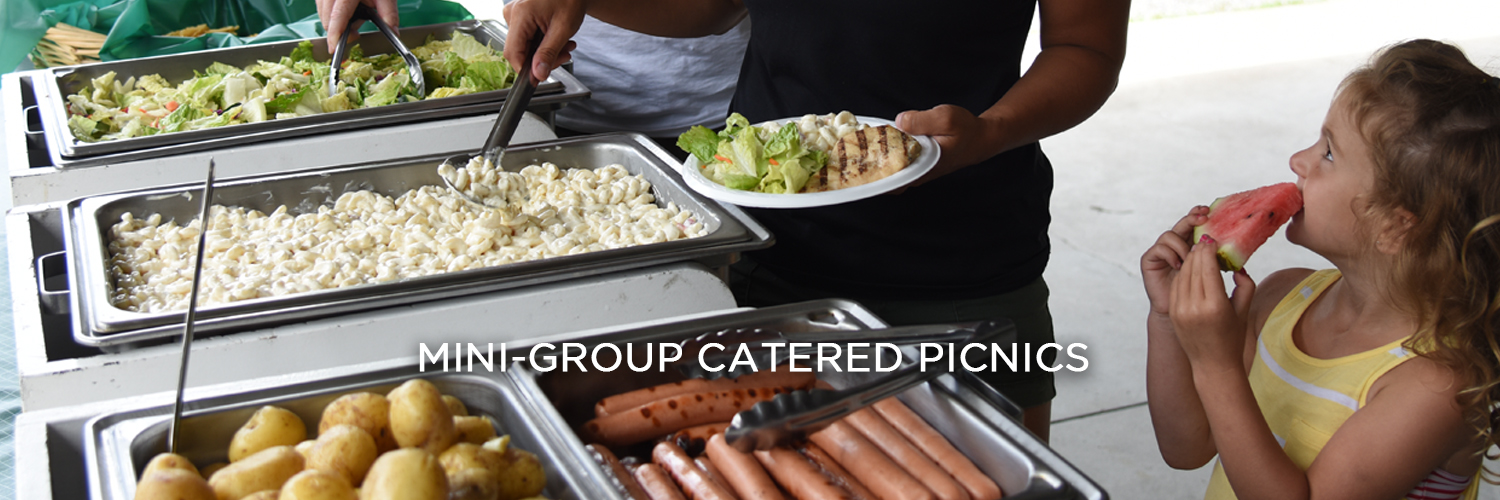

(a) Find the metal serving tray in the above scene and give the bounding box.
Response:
[84,369,613,500]
[507,299,1108,500]
[39,20,588,162]
[60,133,772,349]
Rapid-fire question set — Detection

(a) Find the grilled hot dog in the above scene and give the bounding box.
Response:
[596,371,817,418]
[872,398,1002,500]
[589,443,651,500]
[586,388,792,447]
[809,421,934,500]
[754,447,853,500]
[635,463,688,500]
[706,434,786,500]
[670,422,731,456]
[797,441,875,500]
[697,456,736,494]
[655,441,739,500]
[846,408,970,500]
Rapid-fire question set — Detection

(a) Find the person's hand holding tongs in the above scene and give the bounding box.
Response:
[324,2,425,99]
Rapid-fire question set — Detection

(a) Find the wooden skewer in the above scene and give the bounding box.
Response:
[49,37,104,48]
[34,43,73,59]
[51,23,101,36]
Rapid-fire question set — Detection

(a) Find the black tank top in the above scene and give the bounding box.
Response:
[731,0,1051,300]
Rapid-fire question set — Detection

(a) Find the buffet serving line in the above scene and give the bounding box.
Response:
[2,19,1107,500]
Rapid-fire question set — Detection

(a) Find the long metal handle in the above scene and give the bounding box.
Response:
[168,158,217,454]
[481,33,543,164]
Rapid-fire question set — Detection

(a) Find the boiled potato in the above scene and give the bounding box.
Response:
[481,436,510,454]
[135,468,215,500]
[295,439,317,458]
[360,448,447,500]
[481,437,545,500]
[442,395,469,417]
[241,491,279,500]
[387,379,457,454]
[229,406,307,462]
[320,393,397,453]
[208,445,304,500]
[305,424,378,486]
[454,415,497,445]
[439,443,503,500]
[141,452,199,478]
[200,462,229,480]
[281,469,358,500]
[495,446,546,500]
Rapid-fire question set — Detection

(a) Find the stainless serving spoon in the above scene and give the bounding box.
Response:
[437,33,543,209]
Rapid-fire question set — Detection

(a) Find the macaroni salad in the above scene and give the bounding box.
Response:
[108,163,706,313]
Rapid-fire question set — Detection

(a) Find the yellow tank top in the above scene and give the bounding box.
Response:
[1203,269,1480,499]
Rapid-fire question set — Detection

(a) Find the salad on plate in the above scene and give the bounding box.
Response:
[676,112,835,194]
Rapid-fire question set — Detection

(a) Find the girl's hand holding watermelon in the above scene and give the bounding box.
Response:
[1140,205,1210,317]
[1167,235,1256,369]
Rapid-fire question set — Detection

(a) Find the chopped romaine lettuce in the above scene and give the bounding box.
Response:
[289,40,315,64]
[264,86,309,115]
[63,33,515,143]
[363,71,409,108]
[676,126,720,165]
[461,60,512,92]
[205,62,240,76]
[680,112,833,194]
[427,87,473,99]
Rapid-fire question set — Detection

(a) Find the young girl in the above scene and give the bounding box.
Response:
[1143,39,1500,499]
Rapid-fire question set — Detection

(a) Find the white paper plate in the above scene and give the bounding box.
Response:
[677,116,940,209]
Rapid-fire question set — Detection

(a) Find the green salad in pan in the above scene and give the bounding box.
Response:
[65,33,516,143]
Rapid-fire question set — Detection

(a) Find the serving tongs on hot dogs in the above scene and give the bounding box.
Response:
[328,3,425,98]
[677,319,1014,451]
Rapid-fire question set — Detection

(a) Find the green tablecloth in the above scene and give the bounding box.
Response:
[2,0,473,73]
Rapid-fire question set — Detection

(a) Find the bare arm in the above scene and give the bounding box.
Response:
[896,0,1129,184]
[1143,207,1218,468]
[1145,213,1308,469]
[1195,352,1470,499]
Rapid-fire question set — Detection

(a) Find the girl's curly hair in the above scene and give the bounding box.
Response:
[1339,38,1500,476]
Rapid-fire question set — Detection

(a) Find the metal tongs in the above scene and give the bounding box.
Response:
[167,159,217,454]
[677,320,1013,451]
[328,3,425,98]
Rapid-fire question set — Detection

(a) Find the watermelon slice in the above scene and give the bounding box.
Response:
[1192,182,1303,271]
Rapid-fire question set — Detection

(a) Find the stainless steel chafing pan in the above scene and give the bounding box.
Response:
[507,299,1108,500]
[84,369,613,500]
[60,133,772,349]
[39,20,588,162]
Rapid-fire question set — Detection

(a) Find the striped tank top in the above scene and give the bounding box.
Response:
[1204,269,1479,500]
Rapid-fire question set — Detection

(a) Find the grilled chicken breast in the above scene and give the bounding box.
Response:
[803,125,922,193]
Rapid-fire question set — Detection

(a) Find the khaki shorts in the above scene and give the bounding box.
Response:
[729,258,1057,408]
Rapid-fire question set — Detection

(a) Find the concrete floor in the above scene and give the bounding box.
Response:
[1040,0,1500,497]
